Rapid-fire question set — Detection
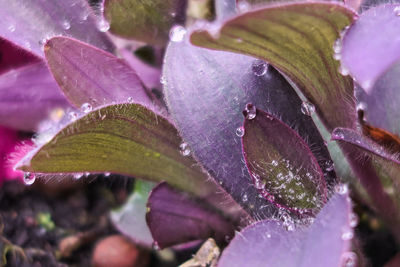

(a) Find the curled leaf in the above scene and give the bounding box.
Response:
[146,182,235,249]
[191,2,357,130]
[17,103,216,198]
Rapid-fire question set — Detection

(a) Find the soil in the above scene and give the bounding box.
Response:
[0,176,193,267]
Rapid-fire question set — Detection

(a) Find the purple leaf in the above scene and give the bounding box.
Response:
[163,35,333,220]
[242,108,326,213]
[331,127,400,164]
[0,37,39,75]
[0,62,72,131]
[0,0,114,58]
[44,37,154,109]
[341,4,400,92]
[355,61,400,139]
[119,48,162,92]
[111,180,154,248]
[218,193,355,267]
[146,182,235,249]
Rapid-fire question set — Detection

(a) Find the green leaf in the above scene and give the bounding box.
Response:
[111,180,155,248]
[17,103,215,198]
[104,0,186,45]
[191,2,356,130]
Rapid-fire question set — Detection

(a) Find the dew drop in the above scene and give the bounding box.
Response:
[73,173,83,179]
[152,241,160,250]
[254,178,266,190]
[169,25,186,42]
[332,129,345,139]
[341,228,354,240]
[236,126,245,137]
[251,59,268,76]
[23,172,36,185]
[179,142,191,156]
[341,252,357,267]
[271,160,278,167]
[62,20,71,30]
[81,103,92,113]
[324,160,334,172]
[237,1,251,12]
[339,65,350,76]
[266,233,271,238]
[127,96,134,103]
[98,19,110,32]
[394,6,400,16]
[349,213,359,228]
[8,24,16,32]
[68,111,78,121]
[242,194,248,202]
[301,101,315,116]
[335,183,348,195]
[333,38,342,54]
[160,76,166,85]
[104,172,111,177]
[243,103,256,120]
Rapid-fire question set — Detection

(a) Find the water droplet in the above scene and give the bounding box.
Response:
[73,173,83,179]
[237,1,251,12]
[333,38,342,54]
[98,19,110,32]
[266,233,271,238]
[332,129,345,139]
[242,194,248,202]
[23,172,36,185]
[8,24,16,32]
[339,65,350,76]
[394,6,400,16]
[251,59,268,76]
[341,228,354,240]
[282,214,295,231]
[341,252,357,267]
[349,213,359,228]
[236,126,245,137]
[179,142,191,156]
[243,103,256,120]
[301,101,315,116]
[152,241,160,250]
[169,25,186,42]
[68,111,78,121]
[335,183,348,195]
[127,97,134,103]
[271,160,278,167]
[160,76,166,85]
[81,103,92,113]
[254,178,266,189]
[62,20,71,30]
[324,160,334,172]
[104,172,111,177]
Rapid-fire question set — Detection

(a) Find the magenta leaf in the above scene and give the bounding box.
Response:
[341,4,400,92]
[0,62,72,131]
[0,37,39,75]
[218,193,354,267]
[44,37,154,109]
[163,34,333,220]
[242,108,326,213]
[146,182,235,249]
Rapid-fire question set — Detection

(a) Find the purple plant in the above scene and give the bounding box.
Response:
[1,0,400,265]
